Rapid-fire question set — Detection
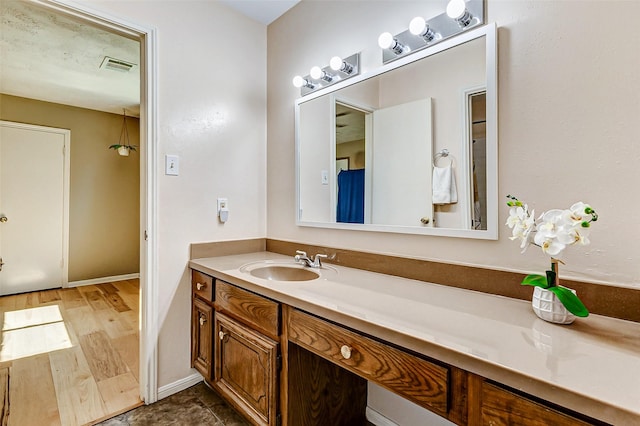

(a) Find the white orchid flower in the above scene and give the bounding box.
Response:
[536,209,563,237]
[534,209,567,256]
[569,202,593,221]
[534,233,566,256]
[506,206,536,250]
[506,206,527,229]
[557,220,591,246]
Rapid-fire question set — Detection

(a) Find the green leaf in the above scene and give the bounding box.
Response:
[547,287,590,317]
[521,274,549,288]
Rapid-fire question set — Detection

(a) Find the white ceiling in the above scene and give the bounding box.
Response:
[219,0,299,25]
[0,0,299,117]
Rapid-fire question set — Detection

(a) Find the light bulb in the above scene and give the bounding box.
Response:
[446,0,473,26]
[310,66,323,80]
[409,16,436,42]
[409,17,426,36]
[329,56,343,71]
[446,0,466,19]
[378,32,394,49]
[292,75,306,88]
[378,32,406,55]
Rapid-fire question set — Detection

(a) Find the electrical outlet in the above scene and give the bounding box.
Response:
[165,155,179,176]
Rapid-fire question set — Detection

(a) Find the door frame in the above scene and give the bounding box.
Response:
[35,0,159,404]
[0,121,71,290]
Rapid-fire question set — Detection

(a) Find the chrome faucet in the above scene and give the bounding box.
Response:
[294,250,328,268]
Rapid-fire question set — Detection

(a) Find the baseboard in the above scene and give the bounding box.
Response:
[366,407,398,426]
[67,273,140,287]
[157,372,203,400]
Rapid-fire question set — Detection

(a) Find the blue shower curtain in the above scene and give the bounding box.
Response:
[337,169,365,223]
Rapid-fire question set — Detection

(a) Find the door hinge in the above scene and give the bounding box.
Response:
[144,230,148,241]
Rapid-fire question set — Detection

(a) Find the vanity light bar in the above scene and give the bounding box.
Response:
[293,53,360,96]
[379,0,483,64]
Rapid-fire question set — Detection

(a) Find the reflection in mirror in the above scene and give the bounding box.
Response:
[296,24,497,239]
[335,103,366,223]
[470,91,487,230]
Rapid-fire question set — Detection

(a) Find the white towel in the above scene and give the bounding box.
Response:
[432,165,458,205]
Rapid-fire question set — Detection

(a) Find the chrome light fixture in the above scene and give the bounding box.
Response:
[293,53,360,96]
[378,0,483,64]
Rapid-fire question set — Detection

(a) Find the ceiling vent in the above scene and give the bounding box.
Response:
[100,56,136,72]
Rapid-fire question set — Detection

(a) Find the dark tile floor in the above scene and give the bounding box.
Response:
[97,382,249,426]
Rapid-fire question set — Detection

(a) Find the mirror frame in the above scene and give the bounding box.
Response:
[295,23,498,239]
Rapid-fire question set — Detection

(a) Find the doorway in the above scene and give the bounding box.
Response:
[5,0,158,410]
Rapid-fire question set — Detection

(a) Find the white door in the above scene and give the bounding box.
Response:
[0,121,70,295]
[371,99,434,227]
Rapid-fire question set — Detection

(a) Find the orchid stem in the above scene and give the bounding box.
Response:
[551,258,560,287]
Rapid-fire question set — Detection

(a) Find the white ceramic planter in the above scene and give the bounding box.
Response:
[117,146,130,156]
[531,286,576,325]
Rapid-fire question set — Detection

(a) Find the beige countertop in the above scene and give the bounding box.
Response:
[190,251,640,424]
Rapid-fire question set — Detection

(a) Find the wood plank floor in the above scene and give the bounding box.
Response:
[0,280,142,426]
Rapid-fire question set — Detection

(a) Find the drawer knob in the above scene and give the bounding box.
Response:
[196,282,205,291]
[340,345,352,360]
[199,315,207,326]
[219,331,227,340]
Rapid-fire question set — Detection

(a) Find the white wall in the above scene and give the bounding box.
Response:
[77,0,267,388]
[268,0,640,288]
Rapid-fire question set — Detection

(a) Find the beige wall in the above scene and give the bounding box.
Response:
[0,94,140,281]
[268,0,640,288]
[337,140,365,170]
[78,0,268,388]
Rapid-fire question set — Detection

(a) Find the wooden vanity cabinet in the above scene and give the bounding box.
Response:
[191,268,611,426]
[191,272,282,426]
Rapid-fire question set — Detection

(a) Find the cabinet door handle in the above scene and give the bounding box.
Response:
[219,331,227,340]
[196,282,205,291]
[199,315,207,326]
[340,345,352,360]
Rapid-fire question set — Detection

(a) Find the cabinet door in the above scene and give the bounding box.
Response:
[215,312,279,426]
[192,298,213,380]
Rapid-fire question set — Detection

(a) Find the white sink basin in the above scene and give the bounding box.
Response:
[239,261,336,282]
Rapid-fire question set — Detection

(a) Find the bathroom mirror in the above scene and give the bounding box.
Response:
[295,24,497,239]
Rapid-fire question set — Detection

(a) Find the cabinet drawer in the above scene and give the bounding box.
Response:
[481,382,595,426]
[288,309,449,416]
[192,270,213,302]
[215,280,280,340]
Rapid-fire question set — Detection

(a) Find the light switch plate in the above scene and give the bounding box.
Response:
[321,170,329,185]
[165,155,179,176]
